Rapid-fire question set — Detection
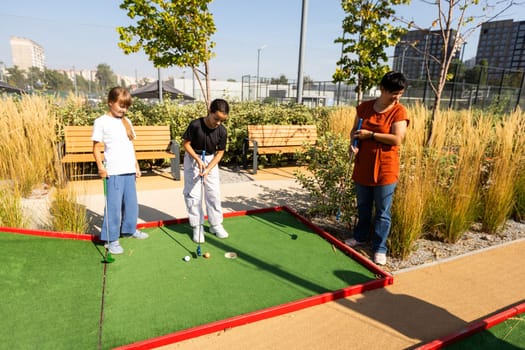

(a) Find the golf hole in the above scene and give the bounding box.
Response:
[224,252,238,259]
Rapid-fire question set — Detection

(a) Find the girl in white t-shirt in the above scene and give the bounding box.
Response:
[92,87,148,255]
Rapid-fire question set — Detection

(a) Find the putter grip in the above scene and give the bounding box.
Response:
[103,177,107,196]
[352,118,364,147]
[200,150,206,181]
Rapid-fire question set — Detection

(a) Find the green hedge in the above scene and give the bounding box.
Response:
[57,100,332,165]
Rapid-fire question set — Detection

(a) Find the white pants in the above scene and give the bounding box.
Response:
[183,153,223,228]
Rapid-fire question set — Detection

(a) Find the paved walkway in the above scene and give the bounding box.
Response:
[71,167,525,350]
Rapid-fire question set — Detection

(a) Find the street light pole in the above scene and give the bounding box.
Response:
[400,45,410,74]
[296,0,308,104]
[256,44,267,101]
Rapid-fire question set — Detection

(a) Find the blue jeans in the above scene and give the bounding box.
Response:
[101,174,138,243]
[353,182,397,254]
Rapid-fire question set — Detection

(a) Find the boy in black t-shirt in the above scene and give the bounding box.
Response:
[182,99,230,243]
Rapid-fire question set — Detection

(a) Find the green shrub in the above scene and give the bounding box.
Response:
[295,132,355,222]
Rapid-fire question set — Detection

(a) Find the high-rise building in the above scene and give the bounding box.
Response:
[476,19,525,80]
[10,36,46,71]
[393,29,460,81]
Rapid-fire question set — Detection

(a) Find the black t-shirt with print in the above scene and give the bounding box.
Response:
[182,117,227,155]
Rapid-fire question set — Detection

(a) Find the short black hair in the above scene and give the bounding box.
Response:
[380,71,407,92]
[209,98,229,114]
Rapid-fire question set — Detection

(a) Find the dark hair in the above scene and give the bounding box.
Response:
[380,71,407,92]
[107,87,132,108]
[209,98,229,114]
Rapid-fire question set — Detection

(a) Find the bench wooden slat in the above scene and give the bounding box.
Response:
[60,125,181,180]
[243,124,317,174]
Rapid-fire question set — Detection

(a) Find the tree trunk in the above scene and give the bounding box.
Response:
[204,60,211,109]
[426,95,441,146]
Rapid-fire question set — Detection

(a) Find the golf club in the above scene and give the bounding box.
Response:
[336,118,363,221]
[196,150,206,257]
[102,177,115,263]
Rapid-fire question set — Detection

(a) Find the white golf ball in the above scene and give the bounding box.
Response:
[184,255,190,262]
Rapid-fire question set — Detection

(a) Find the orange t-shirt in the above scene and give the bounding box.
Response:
[352,99,409,186]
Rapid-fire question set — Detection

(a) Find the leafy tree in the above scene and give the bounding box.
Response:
[463,59,488,85]
[271,75,288,85]
[117,0,216,107]
[27,67,46,91]
[75,74,91,95]
[44,69,73,94]
[395,0,518,144]
[95,63,118,94]
[334,0,409,105]
[6,66,27,90]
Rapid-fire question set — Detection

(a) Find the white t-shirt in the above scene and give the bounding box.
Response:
[92,114,137,175]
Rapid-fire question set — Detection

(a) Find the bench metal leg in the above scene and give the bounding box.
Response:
[170,141,181,181]
[242,138,248,170]
[252,141,258,175]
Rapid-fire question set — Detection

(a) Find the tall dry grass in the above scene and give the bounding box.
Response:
[389,103,429,258]
[0,95,59,194]
[327,106,356,137]
[50,186,88,233]
[0,95,87,232]
[0,185,25,227]
[426,109,492,243]
[480,110,525,233]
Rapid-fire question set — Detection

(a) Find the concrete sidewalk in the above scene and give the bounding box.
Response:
[72,166,312,234]
[71,167,525,349]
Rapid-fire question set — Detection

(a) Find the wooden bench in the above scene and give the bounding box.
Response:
[242,125,318,174]
[59,125,181,180]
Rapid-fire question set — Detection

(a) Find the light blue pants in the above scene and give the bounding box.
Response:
[353,182,397,254]
[101,174,138,243]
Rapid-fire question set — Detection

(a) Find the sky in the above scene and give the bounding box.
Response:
[0,0,523,82]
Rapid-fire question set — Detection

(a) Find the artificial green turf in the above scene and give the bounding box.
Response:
[0,210,380,350]
[102,210,377,348]
[0,232,103,350]
[445,313,525,349]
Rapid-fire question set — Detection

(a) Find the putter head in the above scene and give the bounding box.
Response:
[104,252,115,263]
[196,245,202,256]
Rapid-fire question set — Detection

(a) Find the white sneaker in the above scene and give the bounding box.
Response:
[374,252,387,265]
[131,230,149,239]
[344,238,364,247]
[210,224,229,239]
[193,225,205,243]
[104,241,124,255]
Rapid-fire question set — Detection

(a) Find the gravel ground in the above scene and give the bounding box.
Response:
[306,215,525,273]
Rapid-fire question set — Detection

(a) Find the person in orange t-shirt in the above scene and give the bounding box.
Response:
[345,71,409,266]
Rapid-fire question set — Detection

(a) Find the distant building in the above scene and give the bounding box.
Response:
[476,19,525,80]
[393,29,460,81]
[10,36,46,71]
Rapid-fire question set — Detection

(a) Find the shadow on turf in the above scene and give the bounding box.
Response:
[159,226,199,258]
[185,234,372,294]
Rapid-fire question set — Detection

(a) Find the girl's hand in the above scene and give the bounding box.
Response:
[98,168,108,179]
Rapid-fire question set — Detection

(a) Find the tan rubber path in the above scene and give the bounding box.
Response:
[71,167,525,350]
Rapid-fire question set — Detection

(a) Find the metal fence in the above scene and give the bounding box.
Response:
[240,74,525,112]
